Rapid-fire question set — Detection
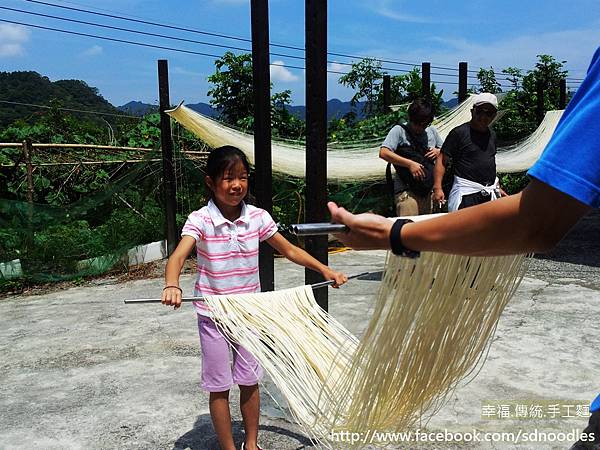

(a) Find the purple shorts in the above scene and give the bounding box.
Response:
[197,315,263,392]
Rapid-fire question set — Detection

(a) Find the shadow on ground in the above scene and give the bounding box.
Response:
[173,415,314,450]
[535,209,600,267]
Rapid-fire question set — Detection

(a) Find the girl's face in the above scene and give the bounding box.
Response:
[206,159,249,209]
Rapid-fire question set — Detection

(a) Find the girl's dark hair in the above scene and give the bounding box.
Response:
[205,146,253,202]
[206,145,250,180]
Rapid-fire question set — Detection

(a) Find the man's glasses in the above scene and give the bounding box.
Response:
[475,107,497,118]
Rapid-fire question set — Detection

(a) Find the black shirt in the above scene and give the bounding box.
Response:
[441,122,497,186]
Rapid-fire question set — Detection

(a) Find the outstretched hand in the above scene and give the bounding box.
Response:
[327,202,392,250]
[321,268,348,288]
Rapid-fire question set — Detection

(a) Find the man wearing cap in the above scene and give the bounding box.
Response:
[432,92,505,211]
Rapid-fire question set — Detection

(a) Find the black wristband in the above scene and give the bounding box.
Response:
[163,285,182,293]
[389,219,420,258]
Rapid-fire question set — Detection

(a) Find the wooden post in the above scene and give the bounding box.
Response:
[22,139,34,205]
[383,75,391,113]
[536,79,545,124]
[157,60,178,256]
[421,62,431,99]
[251,0,274,292]
[559,78,567,109]
[458,62,468,103]
[305,0,328,311]
[22,139,34,257]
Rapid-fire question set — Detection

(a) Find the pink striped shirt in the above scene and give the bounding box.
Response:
[181,199,278,315]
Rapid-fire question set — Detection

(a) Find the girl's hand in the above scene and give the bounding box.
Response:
[322,268,348,288]
[161,286,182,309]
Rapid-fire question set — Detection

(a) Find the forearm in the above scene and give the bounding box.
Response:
[379,147,414,169]
[403,180,590,256]
[433,155,446,188]
[403,194,531,255]
[282,245,328,274]
[165,254,186,286]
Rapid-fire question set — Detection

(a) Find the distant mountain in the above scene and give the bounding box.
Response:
[443,98,459,109]
[285,99,367,120]
[117,99,366,121]
[118,101,158,116]
[187,102,219,118]
[0,71,120,127]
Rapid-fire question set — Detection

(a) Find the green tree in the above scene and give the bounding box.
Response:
[388,68,444,114]
[338,58,384,118]
[476,67,502,94]
[502,67,523,90]
[495,54,568,142]
[207,52,305,139]
[207,52,255,125]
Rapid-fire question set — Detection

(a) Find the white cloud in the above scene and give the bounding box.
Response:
[170,66,204,77]
[0,24,30,57]
[270,61,299,82]
[421,29,598,78]
[82,45,103,57]
[328,62,350,75]
[372,0,434,23]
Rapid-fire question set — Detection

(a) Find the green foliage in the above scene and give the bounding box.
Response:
[124,113,162,148]
[339,61,444,118]
[380,68,444,114]
[339,58,385,118]
[207,53,305,139]
[328,109,408,142]
[494,54,568,142]
[499,172,530,195]
[207,52,255,125]
[476,67,502,94]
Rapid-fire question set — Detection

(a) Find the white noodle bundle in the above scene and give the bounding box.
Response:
[203,251,527,447]
[203,285,358,441]
[167,99,562,178]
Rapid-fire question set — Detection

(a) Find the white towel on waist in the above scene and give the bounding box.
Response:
[448,175,499,212]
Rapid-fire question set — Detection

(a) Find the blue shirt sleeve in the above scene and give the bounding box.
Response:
[527,47,600,208]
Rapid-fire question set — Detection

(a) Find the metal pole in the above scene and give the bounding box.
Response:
[458,62,468,103]
[383,74,391,113]
[559,78,567,110]
[421,62,431,99]
[305,0,328,311]
[157,60,178,256]
[250,0,274,292]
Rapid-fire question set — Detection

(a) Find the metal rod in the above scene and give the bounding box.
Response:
[291,223,348,235]
[124,271,372,304]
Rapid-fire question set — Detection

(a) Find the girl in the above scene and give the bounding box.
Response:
[161,146,347,450]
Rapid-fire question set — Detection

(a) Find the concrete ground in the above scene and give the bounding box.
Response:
[1,214,600,450]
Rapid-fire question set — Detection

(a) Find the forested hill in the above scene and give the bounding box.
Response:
[0,71,120,127]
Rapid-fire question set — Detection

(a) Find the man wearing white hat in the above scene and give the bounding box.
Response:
[432,92,505,211]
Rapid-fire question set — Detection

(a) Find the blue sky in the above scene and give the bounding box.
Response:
[1,0,599,107]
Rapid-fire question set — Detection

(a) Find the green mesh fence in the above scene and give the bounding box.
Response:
[0,148,207,288]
